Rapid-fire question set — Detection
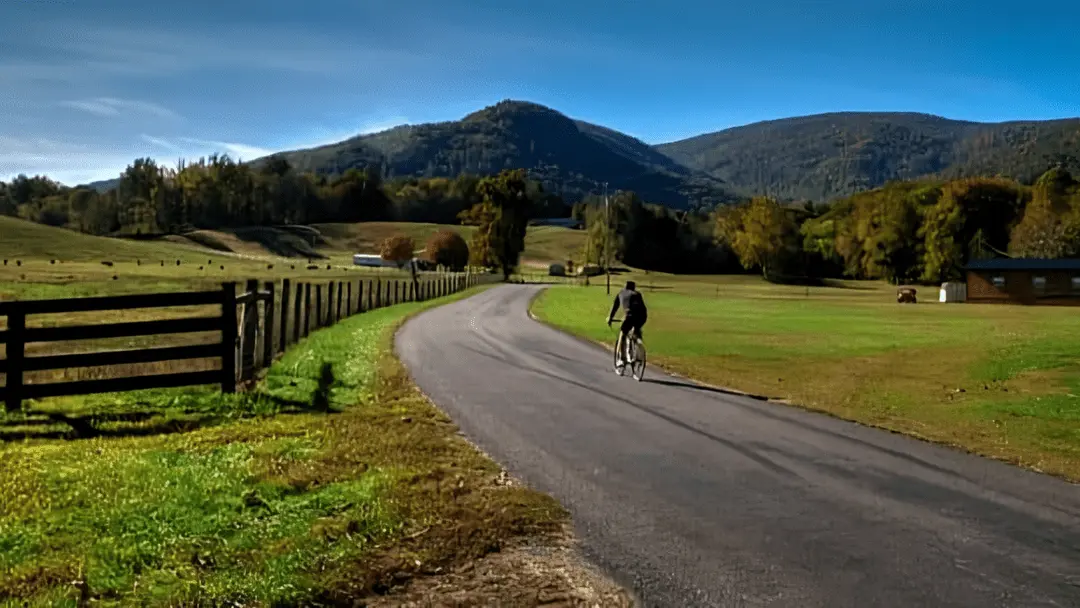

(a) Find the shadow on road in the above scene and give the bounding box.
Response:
[643,378,771,401]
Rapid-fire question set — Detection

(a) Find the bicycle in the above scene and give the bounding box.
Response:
[610,319,647,381]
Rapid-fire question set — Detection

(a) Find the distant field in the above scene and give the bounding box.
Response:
[533,276,1080,481]
[314,221,587,266]
[0,217,444,301]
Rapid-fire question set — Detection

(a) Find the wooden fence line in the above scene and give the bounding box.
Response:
[1,271,495,411]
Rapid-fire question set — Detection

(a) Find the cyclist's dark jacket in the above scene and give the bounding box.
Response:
[609,288,647,322]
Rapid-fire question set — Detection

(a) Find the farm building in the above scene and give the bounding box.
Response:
[965,258,1080,305]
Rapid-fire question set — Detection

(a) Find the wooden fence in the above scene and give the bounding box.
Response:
[0,271,494,412]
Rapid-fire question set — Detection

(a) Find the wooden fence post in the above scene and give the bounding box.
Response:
[304,283,312,337]
[327,282,336,326]
[315,284,323,328]
[394,281,400,304]
[337,281,344,319]
[240,279,259,383]
[346,281,352,316]
[4,307,25,412]
[262,281,275,369]
[376,281,382,308]
[280,279,291,353]
[294,282,303,343]
[221,282,237,394]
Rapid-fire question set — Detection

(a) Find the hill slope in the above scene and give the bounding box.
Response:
[260,101,733,209]
[657,112,1080,200]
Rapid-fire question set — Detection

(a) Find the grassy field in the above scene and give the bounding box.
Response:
[533,275,1080,481]
[314,221,587,266]
[0,286,564,605]
[0,217,584,301]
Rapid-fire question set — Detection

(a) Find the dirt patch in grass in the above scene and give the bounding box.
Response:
[362,524,637,607]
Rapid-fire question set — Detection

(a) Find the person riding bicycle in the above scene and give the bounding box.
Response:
[607,280,648,366]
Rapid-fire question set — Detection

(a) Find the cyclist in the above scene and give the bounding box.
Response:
[607,280,648,368]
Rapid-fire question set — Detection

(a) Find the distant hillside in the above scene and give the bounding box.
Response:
[76,104,1080,207]
[259,100,734,209]
[657,112,1080,201]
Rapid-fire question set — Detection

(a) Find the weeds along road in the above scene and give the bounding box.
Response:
[396,285,1080,608]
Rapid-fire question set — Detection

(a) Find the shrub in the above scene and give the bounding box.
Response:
[424,230,469,271]
[380,234,416,268]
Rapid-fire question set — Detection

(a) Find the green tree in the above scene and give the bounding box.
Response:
[459,169,532,279]
[920,178,1027,282]
[716,196,796,278]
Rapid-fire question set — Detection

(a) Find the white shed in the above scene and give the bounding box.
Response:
[939,282,968,303]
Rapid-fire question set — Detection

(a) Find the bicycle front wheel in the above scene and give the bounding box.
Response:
[613,336,626,376]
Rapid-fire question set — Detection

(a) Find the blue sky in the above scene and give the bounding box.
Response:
[2,0,1079,185]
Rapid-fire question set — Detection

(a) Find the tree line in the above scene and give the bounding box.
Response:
[4,154,1077,283]
[0,155,567,237]
[724,167,1080,284]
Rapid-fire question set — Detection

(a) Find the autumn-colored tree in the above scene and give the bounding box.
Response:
[379,234,416,268]
[458,169,532,279]
[425,230,470,271]
[716,196,796,278]
[1009,168,1080,258]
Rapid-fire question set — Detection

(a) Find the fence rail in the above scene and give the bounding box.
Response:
[1,270,496,412]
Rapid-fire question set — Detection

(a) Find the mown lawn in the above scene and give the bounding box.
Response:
[533,277,1080,481]
[0,287,564,605]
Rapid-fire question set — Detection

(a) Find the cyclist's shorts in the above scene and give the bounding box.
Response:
[621,316,646,338]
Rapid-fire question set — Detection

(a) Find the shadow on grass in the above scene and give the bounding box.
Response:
[0,391,340,442]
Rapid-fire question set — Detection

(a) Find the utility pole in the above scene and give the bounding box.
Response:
[604,182,611,295]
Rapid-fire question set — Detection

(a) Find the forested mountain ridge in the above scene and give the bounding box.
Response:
[657,112,1080,201]
[257,100,735,209]
[76,102,1080,206]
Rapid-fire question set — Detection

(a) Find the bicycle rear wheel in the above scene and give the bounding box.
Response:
[631,338,646,381]
[613,335,626,376]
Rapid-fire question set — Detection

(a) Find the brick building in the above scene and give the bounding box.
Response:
[965,258,1080,305]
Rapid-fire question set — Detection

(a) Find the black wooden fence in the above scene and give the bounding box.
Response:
[0,271,493,411]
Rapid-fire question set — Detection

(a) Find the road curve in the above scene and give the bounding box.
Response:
[396,285,1080,608]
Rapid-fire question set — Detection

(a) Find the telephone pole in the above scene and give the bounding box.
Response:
[604,182,611,295]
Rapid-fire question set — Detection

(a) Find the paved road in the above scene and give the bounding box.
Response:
[396,285,1080,607]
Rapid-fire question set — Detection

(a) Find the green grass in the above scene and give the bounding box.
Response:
[533,277,1080,481]
[0,286,564,605]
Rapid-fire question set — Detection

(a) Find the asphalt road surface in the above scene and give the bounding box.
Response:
[396,285,1080,607]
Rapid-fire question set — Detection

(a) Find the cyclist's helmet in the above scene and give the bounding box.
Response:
[626,281,636,291]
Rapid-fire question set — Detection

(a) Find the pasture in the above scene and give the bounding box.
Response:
[533,275,1080,481]
[0,286,563,604]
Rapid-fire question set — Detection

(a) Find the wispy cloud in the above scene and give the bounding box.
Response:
[177,138,274,161]
[6,21,429,85]
[358,117,410,135]
[61,97,178,119]
[139,134,181,152]
[0,135,139,185]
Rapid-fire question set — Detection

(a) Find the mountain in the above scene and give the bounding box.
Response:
[80,103,1080,208]
[84,178,120,192]
[657,112,1080,201]
[260,100,735,209]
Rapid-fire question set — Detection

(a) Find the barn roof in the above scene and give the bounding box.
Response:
[965,258,1080,271]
